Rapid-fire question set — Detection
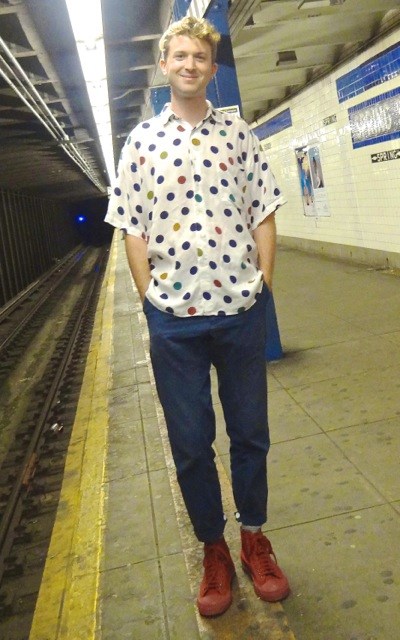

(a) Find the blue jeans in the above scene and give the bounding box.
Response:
[143,287,270,543]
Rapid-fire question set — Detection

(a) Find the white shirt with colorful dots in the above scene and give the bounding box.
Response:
[105,102,286,317]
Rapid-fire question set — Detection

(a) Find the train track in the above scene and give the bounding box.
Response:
[0,245,109,639]
[0,247,89,372]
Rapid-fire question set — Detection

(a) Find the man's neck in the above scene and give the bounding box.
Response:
[170,96,209,128]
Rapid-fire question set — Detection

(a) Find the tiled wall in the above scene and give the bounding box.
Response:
[251,29,400,265]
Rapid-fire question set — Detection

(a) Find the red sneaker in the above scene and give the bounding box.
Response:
[197,538,236,617]
[241,529,290,602]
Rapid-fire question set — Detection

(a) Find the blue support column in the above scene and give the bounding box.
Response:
[150,85,171,116]
[204,0,242,112]
[151,0,283,361]
[173,0,191,20]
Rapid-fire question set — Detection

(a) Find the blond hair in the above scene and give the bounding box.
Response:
[159,16,221,63]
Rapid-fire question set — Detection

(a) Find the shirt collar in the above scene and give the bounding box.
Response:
[158,100,225,126]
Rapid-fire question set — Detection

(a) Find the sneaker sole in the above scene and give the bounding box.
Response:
[241,562,290,602]
[197,594,233,617]
[197,572,236,617]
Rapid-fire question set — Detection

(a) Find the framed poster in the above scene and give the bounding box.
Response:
[295,146,315,216]
[295,144,330,217]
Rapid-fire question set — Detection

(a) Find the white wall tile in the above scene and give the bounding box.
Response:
[255,30,400,256]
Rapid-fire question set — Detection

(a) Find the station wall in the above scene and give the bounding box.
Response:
[252,28,400,268]
[0,189,81,307]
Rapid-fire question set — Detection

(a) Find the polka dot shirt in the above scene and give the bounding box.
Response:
[105,102,286,317]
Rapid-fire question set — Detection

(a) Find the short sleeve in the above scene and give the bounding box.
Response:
[104,137,148,239]
[244,130,286,230]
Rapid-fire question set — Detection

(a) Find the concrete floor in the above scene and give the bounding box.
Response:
[99,239,400,640]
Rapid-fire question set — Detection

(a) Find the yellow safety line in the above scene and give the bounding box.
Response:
[29,238,117,640]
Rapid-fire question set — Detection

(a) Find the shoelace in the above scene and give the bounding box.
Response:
[253,535,280,577]
[203,548,228,593]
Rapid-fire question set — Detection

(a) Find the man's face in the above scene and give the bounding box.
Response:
[160,35,217,99]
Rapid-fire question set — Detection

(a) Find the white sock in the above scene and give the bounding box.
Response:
[241,525,261,533]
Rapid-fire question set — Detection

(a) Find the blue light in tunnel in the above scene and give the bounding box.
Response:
[76,214,87,223]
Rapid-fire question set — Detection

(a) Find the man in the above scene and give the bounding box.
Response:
[105,16,290,617]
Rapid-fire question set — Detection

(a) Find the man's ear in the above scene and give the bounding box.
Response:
[160,58,167,75]
[212,63,218,77]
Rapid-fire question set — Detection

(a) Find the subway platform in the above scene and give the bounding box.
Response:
[29,232,400,640]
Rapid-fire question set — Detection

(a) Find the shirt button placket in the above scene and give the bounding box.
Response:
[190,129,209,311]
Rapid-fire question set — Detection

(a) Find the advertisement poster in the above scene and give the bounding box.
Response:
[295,145,330,217]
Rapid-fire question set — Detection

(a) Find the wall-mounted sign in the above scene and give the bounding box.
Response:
[218,105,241,116]
[348,86,400,149]
[323,114,337,126]
[371,148,400,163]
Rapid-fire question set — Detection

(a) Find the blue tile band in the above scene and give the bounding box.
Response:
[252,108,292,141]
[337,41,400,104]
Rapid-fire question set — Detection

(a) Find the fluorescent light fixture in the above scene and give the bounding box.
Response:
[65,0,115,184]
[299,1,330,7]
[298,0,345,7]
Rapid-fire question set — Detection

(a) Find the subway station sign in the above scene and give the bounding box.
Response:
[348,86,400,149]
[371,148,400,163]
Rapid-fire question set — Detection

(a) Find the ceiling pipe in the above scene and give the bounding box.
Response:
[0,35,105,192]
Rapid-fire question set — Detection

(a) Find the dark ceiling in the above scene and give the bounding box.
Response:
[1,0,399,202]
